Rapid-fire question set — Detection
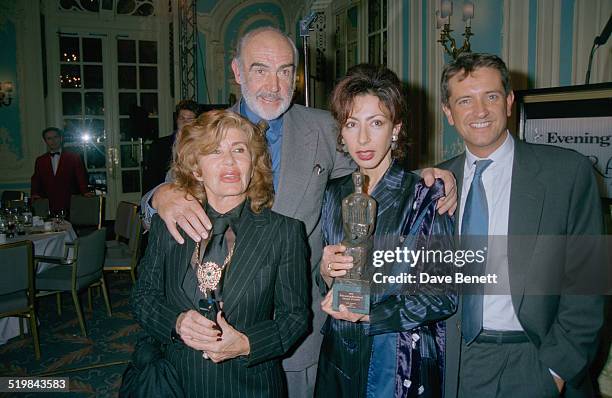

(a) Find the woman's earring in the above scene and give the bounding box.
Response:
[342,140,348,153]
[391,135,398,151]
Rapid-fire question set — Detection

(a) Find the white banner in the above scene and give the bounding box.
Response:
[524,117,612,198]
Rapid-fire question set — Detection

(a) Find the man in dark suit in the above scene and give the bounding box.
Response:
[439,53,604,398]
[31,127,91,215]
[142,27,457,397]
[142,100,199,193]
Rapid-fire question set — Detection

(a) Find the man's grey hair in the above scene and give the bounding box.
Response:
[234,26,299,70]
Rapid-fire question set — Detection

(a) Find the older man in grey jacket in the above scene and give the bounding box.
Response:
[141,26,456,398]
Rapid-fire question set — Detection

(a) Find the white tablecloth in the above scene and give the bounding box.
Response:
[0,225,77,344]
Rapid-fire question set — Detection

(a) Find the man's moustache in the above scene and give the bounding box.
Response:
[257,93,282,101]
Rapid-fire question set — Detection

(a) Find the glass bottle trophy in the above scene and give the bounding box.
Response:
[332,172,377,314]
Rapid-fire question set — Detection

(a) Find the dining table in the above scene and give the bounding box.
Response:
[0,222,77,344]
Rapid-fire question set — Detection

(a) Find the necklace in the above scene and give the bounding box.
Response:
[195,239,236,295]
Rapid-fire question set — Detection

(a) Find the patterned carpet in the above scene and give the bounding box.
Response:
[0,272,139,397]
[1,270,610,397]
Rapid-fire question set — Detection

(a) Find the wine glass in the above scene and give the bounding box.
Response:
[6,216,15,238]
[57,209,66,221]
[49,210,62,231]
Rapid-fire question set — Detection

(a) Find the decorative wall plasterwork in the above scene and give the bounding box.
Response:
[0,1,24,172]
[0,0,44,182]
[57,0,156,16]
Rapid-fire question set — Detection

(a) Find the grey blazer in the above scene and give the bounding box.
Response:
[440,139,605,398]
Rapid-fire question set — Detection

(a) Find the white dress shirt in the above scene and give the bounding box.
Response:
[50,149,62,176]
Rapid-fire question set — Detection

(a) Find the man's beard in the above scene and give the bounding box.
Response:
[240,81,294,121]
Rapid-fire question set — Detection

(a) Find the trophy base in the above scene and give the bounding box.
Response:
[332,278,370,315]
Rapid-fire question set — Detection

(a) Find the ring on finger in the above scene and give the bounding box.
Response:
[327,263,332,272]
[202,352,209,359]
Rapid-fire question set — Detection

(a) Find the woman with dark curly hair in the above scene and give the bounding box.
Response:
[130,109,309,397]
[315,64,457,398]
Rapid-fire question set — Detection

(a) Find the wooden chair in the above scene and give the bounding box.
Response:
[1,190,24,208]
[35,228,111,337]
[0,241,40,359]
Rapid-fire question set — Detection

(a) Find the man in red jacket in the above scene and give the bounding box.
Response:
[31,127,91,215]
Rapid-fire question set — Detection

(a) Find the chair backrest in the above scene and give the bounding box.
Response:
[7,199,25,210]
[74,228,106,280]
[32,198,49,217]
[127,215,143,254]
[1,190,24,205]
[70,195,104,228]
[0,241,34,303]
[114,201,138,240]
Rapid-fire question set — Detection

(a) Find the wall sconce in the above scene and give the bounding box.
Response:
[0,81,14,107]
[436,0,475,60]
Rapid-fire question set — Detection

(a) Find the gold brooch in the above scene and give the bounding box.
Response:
[195,241,235,294]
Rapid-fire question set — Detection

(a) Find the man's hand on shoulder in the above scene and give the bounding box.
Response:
[152,183,211,244]
[421,167,457,216]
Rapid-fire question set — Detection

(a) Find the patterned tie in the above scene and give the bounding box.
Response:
[256,120,270,136]
[461,159,492,343]
[197,203,241,322]
[203,215,232,270]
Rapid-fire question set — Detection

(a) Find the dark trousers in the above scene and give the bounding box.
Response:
[458,340,560,398]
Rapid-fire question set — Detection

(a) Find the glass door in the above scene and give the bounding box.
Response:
[113,34,161,209]
[57,32,111,210]
[54,30,166,218]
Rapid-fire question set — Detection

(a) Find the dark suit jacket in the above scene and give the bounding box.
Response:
[31,150,88,214]
[440,139,605,398]
[142,134,174,194]
[131,206,310,398]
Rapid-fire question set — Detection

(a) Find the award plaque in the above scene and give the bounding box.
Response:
[332,172,377,314]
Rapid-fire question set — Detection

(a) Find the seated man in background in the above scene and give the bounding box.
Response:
[31,127,91,216]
